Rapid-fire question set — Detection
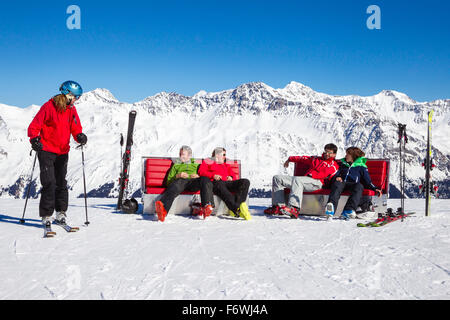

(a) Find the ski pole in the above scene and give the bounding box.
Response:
[20,151,37,224]
[80,145,90,226]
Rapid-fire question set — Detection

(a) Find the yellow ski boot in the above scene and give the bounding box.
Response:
[238,202,252,220]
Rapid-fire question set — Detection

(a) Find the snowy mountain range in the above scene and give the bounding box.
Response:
[0,81,449,200]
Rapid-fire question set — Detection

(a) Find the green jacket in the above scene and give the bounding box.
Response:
[336,157,377,190]
[340,156,368,168]
[166,158,200,186]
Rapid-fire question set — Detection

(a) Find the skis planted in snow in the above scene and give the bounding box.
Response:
[424,110,435,217]
[117,110,137,210]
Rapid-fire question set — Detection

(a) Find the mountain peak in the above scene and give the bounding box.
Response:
[377,89,415,103]
[284,81,313,91]
[80,88,118,103]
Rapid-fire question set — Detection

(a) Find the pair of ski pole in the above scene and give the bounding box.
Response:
[20,146,90,226]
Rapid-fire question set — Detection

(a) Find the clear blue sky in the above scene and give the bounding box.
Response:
[0,0,449,107]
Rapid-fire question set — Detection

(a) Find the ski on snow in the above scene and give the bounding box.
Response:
[43,222,56,238]
[53,220,80,232]
[43,221,80,237]
[357,210,415,228]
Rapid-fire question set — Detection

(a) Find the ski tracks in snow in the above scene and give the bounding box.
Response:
[1,198,449,299]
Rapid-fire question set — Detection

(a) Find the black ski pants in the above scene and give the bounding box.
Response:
[160,176,213,212]
[212,178,250,214]
[327,180,364,212]
[38,150,69,217]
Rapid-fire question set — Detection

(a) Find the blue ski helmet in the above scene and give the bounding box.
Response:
[59,80,83,98]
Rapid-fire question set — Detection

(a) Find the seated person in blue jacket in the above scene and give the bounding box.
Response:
[325,147,382,220]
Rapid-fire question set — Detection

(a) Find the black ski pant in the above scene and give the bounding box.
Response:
[160,176,213,212]
[327,181,364,212]
[212,179,250,214]
[37,150,69,217]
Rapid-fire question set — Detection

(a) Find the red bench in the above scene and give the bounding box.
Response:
[286,159,390,215]
[142,156,242,215]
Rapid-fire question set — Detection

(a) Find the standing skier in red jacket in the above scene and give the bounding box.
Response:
[27,81,88,230]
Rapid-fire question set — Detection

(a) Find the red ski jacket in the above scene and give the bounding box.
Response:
[27,99,83,155]
[288,155,339,185]
[198,158,237,181]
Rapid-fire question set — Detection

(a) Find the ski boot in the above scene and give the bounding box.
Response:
[238,202,252,220]
[202,204,214,219]
[53,211,79,232]
[341,209,356,221]
[155,201,168,222]
[229,203,252,220]
[42,216,56,237]
[54,211,67,225]
[325,203,334,221]
[264,205,281,215]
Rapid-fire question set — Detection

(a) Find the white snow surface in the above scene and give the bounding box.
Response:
[1,198,449,300]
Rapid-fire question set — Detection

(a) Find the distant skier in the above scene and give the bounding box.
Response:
[325,147,382,220]
[264,143,339,218]
[198,147,251,220]
[27,80,88,232]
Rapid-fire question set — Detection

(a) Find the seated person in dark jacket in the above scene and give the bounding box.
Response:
[325,147,382,220]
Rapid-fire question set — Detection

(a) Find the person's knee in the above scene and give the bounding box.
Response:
[273,175,282,183]
[292,176,305,185]
[213,180,226,190]
[202,178,213,190]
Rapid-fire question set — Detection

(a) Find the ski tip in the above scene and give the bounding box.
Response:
[44,232,56,238]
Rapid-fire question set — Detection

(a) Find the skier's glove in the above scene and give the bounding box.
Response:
[76,133,88,145]
[30,136,43,152]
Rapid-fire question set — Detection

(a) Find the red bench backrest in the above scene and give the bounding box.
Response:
[293,162,310,177]
[366,160,389,194]
[145,158,175,188]
[226,161,241,180]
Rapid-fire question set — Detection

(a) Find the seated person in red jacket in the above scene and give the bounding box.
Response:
[198,147,251,220]
[265,143,339,218]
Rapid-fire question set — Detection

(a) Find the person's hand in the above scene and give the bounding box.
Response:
[213,175,222,181]
[30,136,43,152]
[179,172,189,179]
[76,133,87,145]
[336,177,343,182]
[375,189,383,197]
[190,173,199,179]
[283,159,290,168]
[227,176,233,181]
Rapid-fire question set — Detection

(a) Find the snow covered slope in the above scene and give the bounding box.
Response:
[0,198,448,299]
[0,82,448,199]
